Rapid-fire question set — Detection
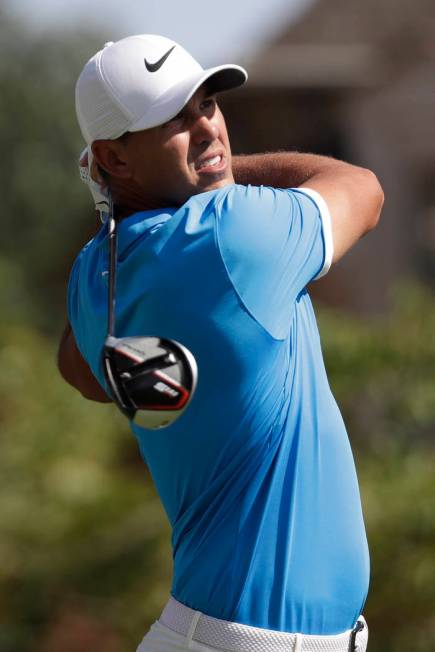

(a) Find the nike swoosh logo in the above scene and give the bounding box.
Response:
[144,46,176,72]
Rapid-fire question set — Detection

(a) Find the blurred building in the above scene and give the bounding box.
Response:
[221,0,435,312]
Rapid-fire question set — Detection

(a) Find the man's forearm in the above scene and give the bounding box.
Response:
[232,151,349,188]
[58,323,111,402]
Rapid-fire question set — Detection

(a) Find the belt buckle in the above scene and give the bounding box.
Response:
[348,619,365,652]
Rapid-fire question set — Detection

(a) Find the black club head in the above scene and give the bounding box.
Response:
[103,336,197,429]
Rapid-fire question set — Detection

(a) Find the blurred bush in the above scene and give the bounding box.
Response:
[0,7,103,334]
[319,282,435,652]
[320,282,435,451]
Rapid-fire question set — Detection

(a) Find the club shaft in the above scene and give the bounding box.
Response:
[107,197,117,337]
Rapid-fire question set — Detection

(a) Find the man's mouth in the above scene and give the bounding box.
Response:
[195,153,225,173]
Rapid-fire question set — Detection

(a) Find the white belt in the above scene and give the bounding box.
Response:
[159,597,368,652]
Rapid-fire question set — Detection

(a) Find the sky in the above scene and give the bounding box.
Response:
[5,0,314,64]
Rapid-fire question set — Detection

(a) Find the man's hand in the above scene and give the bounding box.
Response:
[232,152,384,264]
[79,146,111,222]
[58,323,111,403]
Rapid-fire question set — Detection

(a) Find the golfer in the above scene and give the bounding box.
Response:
[58,34,383,652]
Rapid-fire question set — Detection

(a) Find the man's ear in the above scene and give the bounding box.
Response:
[92,140,131,179]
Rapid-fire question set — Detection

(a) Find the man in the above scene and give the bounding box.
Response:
[58,34,383,652]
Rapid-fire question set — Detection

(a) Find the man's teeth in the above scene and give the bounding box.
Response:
[198,155,221,169]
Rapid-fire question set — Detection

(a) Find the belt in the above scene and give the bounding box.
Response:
[159,597,368,652]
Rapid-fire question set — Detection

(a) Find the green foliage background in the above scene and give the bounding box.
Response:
[0,8,434,652]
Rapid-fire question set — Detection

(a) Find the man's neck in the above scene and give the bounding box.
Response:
[111,179,178,220]
[114,200,170,221]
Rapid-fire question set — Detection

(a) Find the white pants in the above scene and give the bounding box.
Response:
[137,620,225,652]
[136,598,368,652]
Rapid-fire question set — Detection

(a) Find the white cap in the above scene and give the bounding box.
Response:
[75,34,248,145]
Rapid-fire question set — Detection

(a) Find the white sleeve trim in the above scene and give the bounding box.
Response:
[294,187,334,280]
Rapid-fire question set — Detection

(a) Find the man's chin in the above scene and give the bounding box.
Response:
[196,173,234,194]
[175,174,234,205]
[187,183,229,202]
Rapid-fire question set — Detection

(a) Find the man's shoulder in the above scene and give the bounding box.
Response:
[208,183,311,221]
[181,184,283,232]
[184,183,277,211]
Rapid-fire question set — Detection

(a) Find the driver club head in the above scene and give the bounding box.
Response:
[103,336,198,429]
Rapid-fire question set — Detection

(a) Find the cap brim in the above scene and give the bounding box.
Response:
[129,64,248,132]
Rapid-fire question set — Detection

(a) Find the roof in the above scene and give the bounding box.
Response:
[244,0,435,89]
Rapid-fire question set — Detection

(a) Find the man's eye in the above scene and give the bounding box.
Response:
[201,98,216,111]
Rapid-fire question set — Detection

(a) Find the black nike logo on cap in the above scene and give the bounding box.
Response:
[144,45,176,72]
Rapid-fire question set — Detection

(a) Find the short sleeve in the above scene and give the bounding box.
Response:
[216,184,333,339]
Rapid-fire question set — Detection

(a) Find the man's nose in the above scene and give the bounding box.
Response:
[190,115,219,145]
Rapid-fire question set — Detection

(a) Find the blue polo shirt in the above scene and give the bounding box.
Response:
[68,183,369,635]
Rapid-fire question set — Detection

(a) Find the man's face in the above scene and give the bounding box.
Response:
[120,85,234,208]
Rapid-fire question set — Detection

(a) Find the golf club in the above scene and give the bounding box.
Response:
[102,192,198,429]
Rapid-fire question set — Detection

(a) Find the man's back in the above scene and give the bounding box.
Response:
[68,184,369,635]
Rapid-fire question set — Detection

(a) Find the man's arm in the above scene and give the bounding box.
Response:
[232,152,384,263]
[58,323,111,402]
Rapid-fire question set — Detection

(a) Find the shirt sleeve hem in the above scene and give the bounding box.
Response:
[293,187,334,279]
